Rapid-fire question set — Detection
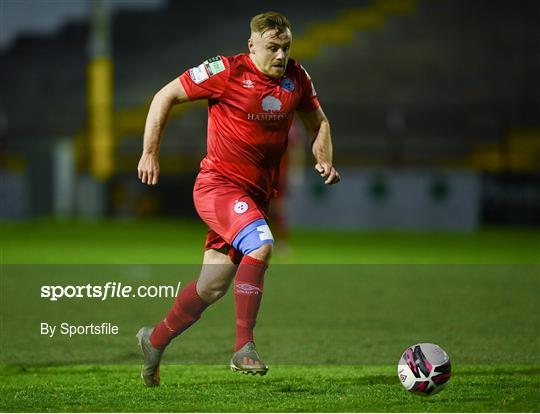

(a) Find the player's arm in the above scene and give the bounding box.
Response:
[298,107,341,185]
[138,79,189,185]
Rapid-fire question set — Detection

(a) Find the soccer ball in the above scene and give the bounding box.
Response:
[397,343,451,396]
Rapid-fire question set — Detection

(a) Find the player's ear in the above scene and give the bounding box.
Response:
[248,37,255,54]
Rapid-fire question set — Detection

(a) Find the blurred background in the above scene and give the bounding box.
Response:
[1,0,539,233]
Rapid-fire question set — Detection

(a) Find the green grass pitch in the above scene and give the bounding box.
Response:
[0,219,539,412]
[1,365,538,412]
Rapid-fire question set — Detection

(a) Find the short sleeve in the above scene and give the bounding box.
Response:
[179,56,230,100]
[297,64,320,113]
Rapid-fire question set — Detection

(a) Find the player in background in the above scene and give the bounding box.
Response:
[136,11,340,387]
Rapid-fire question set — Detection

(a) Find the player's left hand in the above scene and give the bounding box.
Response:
[315,162,341,185]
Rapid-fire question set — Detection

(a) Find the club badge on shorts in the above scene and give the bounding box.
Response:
[234,200,248,214]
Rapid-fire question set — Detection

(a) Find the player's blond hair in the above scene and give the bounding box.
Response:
[250,12,291,35]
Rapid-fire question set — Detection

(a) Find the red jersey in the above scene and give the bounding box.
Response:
[179,53,320,200]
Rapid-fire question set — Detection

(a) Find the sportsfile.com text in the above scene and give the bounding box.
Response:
[40,282,182,301]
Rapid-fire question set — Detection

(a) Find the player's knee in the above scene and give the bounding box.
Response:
[232,219,274,259]
[202,287,228,303]
[196,279,230,304]
[248,243,273,262]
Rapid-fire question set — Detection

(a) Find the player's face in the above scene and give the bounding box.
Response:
[249,28,292,79]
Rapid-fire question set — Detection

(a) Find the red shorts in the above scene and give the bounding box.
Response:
[193,171,269,262]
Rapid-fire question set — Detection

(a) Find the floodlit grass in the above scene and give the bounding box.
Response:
[0,365,538,412]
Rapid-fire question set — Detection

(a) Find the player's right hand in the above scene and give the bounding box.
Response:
[138,152,160,185]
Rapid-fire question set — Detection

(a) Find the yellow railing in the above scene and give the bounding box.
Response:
[468,129,540,172]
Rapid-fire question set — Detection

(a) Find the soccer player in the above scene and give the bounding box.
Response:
[136,11,340,387]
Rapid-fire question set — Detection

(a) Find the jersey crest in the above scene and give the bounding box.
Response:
[280,77,295,92]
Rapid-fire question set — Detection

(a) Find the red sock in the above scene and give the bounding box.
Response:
[149,280,209,349]
[234,255,268,351]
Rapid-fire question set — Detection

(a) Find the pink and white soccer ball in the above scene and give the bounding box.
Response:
[397,343,451,396]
